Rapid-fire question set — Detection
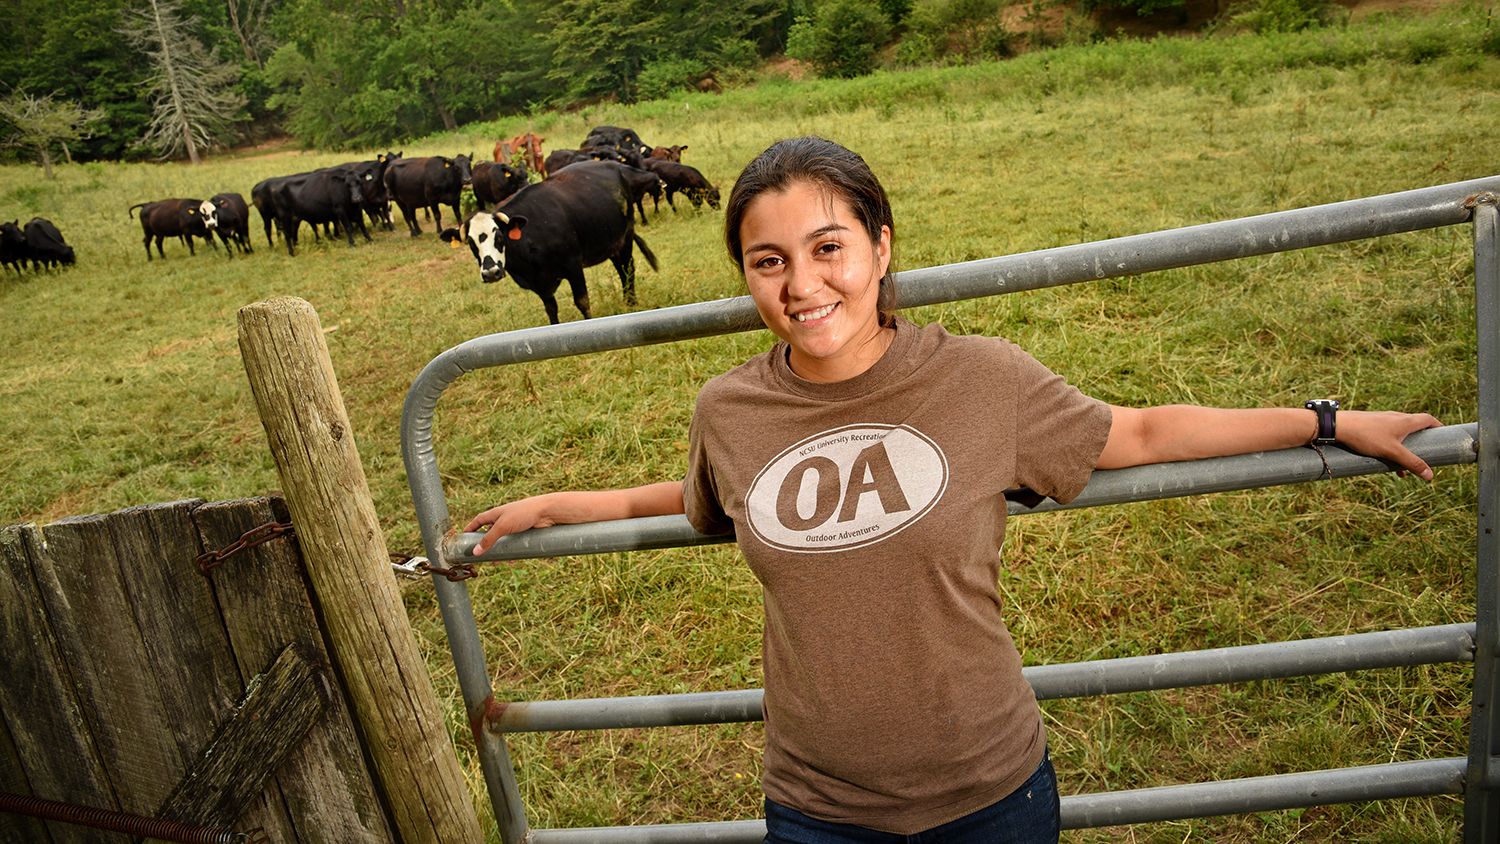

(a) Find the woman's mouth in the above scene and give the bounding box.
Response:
[795,302,837,322]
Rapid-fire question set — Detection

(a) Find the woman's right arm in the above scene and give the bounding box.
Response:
[464,480,686,556]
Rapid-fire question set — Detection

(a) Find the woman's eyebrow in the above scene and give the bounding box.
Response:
[744,223,850,256]
[805,223,849,241]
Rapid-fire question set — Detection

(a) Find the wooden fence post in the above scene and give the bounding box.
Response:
[237,296,483,843]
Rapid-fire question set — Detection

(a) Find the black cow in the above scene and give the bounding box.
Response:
[603,162,664,225]
[385,153,474,237]
[583,126,650,158]
[129,199,215,260]
[271,169,369,256]
[543,148,594,176]
[23,217,74,269]
[471,161,527,211]
[440,161,659,325]
[203,194,252,256]
[640,159,720,211]
[1,220,26,272]
[251,177,284,248]
[331,155,396,232]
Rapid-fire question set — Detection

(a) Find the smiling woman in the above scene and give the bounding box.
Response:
[462,136,1442,843]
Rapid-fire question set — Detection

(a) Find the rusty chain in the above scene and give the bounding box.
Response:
[197,521,479,582]
[195,521,298,574]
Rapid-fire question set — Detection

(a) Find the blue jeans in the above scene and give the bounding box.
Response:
[764,751,1061,843]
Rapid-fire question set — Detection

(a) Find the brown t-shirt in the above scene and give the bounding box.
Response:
[683,317,1111,835]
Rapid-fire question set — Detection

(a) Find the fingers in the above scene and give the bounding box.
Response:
[1341,411,1442,482]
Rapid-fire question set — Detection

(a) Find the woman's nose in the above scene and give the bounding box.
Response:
[784,259,823,300]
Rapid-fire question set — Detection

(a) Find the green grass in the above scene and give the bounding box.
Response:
[3,3,1498,840]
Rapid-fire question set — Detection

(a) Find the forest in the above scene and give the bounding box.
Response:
[0,0,1341,161]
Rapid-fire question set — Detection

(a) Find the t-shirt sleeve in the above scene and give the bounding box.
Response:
[683,392,733,536]
[1010,346,1112,505]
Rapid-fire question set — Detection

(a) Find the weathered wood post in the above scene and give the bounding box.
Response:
[237,296,483,843]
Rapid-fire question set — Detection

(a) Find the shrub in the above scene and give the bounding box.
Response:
[636,56,709,100]
[785,0,892,78]
[1224,0,1341,34]
[901,0,1012,62]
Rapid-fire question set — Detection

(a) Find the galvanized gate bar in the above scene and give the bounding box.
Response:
[482,623,1474,734]
[1061,757,1468,829]
[400,177,1500,842]
[1465,195,1500,841]
[451,424,1478,563]
[526,758,1467,842]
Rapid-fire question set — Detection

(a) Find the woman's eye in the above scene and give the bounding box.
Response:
[755,255,783,269]
[816,241,841,255]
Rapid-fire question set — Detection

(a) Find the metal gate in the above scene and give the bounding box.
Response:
[402,175,1500,842]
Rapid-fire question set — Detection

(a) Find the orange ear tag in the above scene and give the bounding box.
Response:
[507,228,522,241]
[448,239,463,250]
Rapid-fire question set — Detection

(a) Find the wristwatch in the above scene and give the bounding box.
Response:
[1304,399,1339,446]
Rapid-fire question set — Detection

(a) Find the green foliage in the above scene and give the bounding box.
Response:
[637,57,711,100]
[0,93,106,178]
[1082,0,1186,17]
[899,0,1012,63]
[1223,0,1340,34]
[785,0,892,78]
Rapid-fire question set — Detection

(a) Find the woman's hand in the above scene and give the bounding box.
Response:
[1336,410,1443,480]
[465,481,687,556]
[465,494,569,556]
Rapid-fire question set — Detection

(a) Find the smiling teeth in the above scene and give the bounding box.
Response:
[796,303,836,322]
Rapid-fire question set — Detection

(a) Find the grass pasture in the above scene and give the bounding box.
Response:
[3,5,1499,840]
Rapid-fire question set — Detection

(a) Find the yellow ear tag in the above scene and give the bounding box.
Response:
[448,238,463,250]
[444,162,451,168]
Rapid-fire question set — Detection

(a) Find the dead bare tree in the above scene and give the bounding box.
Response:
[225,0,279,67]
[120,0,246,164]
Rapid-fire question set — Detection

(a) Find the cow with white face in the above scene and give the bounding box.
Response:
[198,199,219,231]
[441,161,659,325]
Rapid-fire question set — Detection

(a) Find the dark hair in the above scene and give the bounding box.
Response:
[724,136,897,325]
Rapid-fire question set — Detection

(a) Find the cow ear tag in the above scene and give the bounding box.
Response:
[507,228,522,241]
[448,238,463,250]
[444,162,451,168]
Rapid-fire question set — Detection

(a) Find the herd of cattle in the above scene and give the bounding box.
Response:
[2,125,722,325]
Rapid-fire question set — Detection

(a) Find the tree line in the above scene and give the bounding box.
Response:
[0,0,1334,165]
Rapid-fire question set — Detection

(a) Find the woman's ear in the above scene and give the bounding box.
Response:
[876,225,892,276]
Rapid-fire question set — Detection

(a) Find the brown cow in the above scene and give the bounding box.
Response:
[648,145,687,162]
[495,132,546,176]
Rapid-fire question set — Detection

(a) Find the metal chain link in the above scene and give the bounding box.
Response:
[195,522,297,574]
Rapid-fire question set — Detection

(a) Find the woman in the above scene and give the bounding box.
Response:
[466,137,1439,843]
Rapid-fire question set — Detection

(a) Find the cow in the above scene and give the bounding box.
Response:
[251,177,284,248]
[385,153,474,237]
[603,162,664,225]
[330,157,396,232]
[640,159,720,211]
[23,217,75,269]
[1,220,26,272]
[440,160,659,325]
[270,168,369,256]
[202,193,252,256]
[471,161,528,211]
[129,199,215,260]
[495,132,545,175]
[583,126,650,157]
[543,148,595,176]
[648,145,687,162]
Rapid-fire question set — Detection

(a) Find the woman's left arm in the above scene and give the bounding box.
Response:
[1097,405,1443,480]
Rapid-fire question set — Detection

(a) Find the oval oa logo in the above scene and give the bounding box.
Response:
[746,424,948,553]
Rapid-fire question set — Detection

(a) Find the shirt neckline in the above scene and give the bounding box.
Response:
[769,317,918,401]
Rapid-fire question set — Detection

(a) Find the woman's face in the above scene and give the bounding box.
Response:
[739,180,892,383]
